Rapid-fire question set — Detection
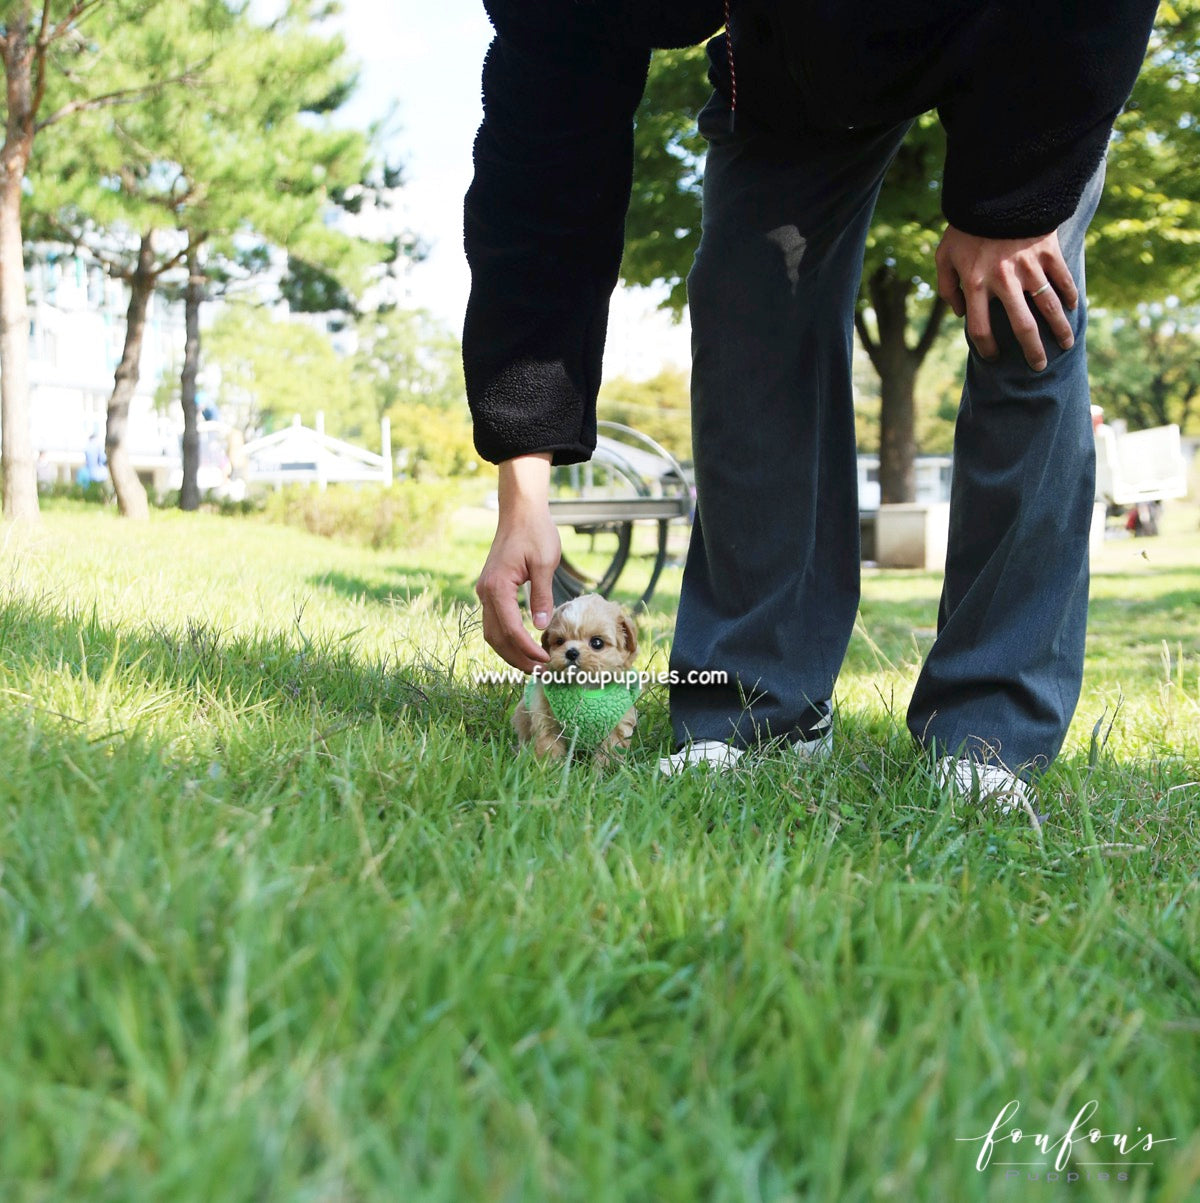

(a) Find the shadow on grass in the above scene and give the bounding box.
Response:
[310,568,479,611]
[1088,588,1200,661]
[309,566,691,624]
[9,554,1193,772]
[851,576,1200,672]
[0,590,520,743]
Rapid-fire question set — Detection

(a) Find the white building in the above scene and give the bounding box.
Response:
[24,245,185,483]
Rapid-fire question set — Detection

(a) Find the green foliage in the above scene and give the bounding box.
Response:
[622,45,713,313]
[389,402,479,482]
[353,307,477,479]
[205,304,367,436]
[279,254,358,318]
[205,303,482,478]
[599,367,693,461]
[36,478,113,507]
[353,307,465,420]
[1090,0,1200,305]
[1089,306,1200,432]
[29,0,384,317]
[915,329,969,454]
[260,482,459,550]
[863,114,947,283]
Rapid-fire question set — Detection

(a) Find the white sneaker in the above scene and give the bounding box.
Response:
[658,740,744,776]
[935,756,1030,814]
[658,716,834,776]
[791,713,834,761]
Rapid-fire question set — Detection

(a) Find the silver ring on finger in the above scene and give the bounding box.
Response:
[1029,282,1052,299]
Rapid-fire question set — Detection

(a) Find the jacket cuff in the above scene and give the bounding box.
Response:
[941,116,1114,238]
[467,353,598,467]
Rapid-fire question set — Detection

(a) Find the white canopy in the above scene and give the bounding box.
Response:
[242,415,389,487]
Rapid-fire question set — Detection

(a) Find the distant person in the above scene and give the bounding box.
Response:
[78,431,109,487]
[199,390,221,423]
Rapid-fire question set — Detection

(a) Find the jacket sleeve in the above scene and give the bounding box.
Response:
[463,3,651,466]
[939,1,1158,237]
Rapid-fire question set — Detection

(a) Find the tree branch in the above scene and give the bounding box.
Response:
[118,243,186,283]
[42,212,186,283]
[158,245,188,276]
[36,70,201,133]
[853,305,875,352]
[37,0,56,48]
[912,294,950,363]
[854,304,884,374]
[39,0,106,51]
[42,214,132,277]
[117,162,197,213]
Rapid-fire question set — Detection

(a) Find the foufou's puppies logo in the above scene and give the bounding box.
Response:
[957,1100,1174,1178]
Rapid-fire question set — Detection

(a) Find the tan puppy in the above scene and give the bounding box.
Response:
[513,593,639,764]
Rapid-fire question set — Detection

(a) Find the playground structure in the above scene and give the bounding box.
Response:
[237,414,391,492]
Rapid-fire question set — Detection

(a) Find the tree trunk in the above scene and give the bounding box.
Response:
[106,233,155,519]
[0,14,39,523]
[179,244,203,510]
[1179,388,1196,435]
[878,347,918,506]
[856,265,949,506]
[868,269,918,505]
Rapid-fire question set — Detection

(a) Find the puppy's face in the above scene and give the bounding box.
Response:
[541,594,638,678]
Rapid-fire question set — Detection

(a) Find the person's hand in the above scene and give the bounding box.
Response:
[476,452,560,672]
[935,225,1079,372]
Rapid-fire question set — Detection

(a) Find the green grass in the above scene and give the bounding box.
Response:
[1,502,1197,1202]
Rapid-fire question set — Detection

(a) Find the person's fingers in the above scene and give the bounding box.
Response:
[476,571,548,672]
[1044,246,1079,311]
[1026,238,1079,353]
[990,271,1046,370]
[498,594,549,671]
[963,282,998,361]
[1029,284,1074,353]
[935,247,966,318]
[527,564,555,631]
[939,225,1086,372]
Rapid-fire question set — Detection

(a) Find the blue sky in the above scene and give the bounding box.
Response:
[324,2,690,372]
[329,1,493,330]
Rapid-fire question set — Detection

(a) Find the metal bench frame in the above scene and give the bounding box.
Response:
[548,421,692,608]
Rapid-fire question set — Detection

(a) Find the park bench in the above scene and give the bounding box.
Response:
[548,421,693,608]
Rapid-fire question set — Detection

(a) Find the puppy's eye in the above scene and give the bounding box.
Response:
[553,637,566,646]
[589,636,605,650]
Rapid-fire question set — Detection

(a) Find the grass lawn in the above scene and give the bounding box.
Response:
[1,500,1197,1202]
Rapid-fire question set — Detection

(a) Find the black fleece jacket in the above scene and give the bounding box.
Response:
[464,0,1158,466]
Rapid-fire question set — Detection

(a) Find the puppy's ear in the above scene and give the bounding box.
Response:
[541,625,552,652]
[617,610,638,659]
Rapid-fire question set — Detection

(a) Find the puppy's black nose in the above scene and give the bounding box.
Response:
[564,647,580,663]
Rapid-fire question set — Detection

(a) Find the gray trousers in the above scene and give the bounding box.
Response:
[668,96,1104,773]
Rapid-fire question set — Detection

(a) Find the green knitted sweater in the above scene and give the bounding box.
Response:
[524,674,640,752]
